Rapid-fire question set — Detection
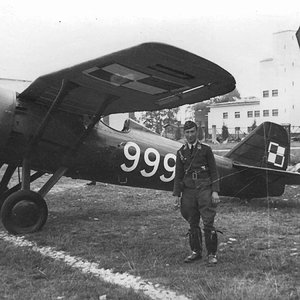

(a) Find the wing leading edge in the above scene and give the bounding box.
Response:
[19,42,235,116]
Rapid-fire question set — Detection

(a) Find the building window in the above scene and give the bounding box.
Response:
[254,110,260,117]
[272,109,278,116]
[263,90,269,98]
[263,110,269,117]
[223,112,228,119]
[235,112,240,118]
[272,89,278,97]
[247,111,253,118]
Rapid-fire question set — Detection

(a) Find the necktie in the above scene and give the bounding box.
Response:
[190,145,194,155]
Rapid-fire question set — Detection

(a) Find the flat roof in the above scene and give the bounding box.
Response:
[209,100,260,108]
[273,30,296,35]
[260,58,273,63]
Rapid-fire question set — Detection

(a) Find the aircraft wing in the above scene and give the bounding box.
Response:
[297,27,300,47]
[19,43,235,116]
[233,162,300,185]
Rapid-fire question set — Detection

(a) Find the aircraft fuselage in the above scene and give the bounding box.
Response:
[0,91,286,199]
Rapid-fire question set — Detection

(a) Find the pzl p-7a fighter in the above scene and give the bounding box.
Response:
[0,43,298,235]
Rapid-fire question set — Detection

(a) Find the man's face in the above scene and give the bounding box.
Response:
[184,126,197,144]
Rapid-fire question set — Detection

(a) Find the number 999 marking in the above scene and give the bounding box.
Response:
[160,153,176,182]
[120,142,140,172]
[141,148,160,177]
[120,142,176,182]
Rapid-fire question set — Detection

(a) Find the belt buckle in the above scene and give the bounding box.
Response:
[192,172,197,180]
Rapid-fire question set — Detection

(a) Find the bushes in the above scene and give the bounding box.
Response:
[222,125,229,141]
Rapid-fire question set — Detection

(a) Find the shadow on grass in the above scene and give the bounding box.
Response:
[221,195,300,209]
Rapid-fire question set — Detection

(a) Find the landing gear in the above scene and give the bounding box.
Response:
[0,164,16,211]
[0,162,67,235]
[1,190,48,234]
[0,80,110,235]
[0,162,48,234]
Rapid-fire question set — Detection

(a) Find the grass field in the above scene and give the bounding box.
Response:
[0,176,299,299]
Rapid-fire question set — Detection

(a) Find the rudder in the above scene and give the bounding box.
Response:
[225,122,289,170]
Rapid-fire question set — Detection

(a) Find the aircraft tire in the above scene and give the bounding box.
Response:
[1,190,48,234]
[0,196,4,212]
[0,188,15,213]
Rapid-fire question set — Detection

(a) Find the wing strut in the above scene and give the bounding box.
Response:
[36,95,118,198]
[38,167,68,197]
[16,79,74,193]
[0,165,17,195]
[35,96,117,198]
[69,95,119,154]
[27,80,76,153]
[17,80,74,196]
[1,82,118,234]
[21,79,118,196]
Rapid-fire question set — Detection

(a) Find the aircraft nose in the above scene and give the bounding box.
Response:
[0,87,16,150]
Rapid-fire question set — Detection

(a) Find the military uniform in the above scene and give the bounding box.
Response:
[173,140,219,262]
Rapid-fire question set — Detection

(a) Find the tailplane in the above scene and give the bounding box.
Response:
[225,122,289,170]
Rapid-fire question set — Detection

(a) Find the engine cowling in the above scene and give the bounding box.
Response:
[0,87,16,150]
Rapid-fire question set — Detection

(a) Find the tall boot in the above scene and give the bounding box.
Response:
[204,229,218,264]
[184,227,202,263]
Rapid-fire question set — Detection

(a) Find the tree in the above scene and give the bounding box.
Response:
[212,88,241,103]
[174,125,182,140]
[141,108,179,134]
[222,124,229,141]
[193,101,210,126]
[129,112,137,122]
[251,120,257,131]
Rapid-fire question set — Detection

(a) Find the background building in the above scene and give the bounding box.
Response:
[208,97,260,136]
[208,29,300,138]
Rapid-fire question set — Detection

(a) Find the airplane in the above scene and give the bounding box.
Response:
[0,41,300,236]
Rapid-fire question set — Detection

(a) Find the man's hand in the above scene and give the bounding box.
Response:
[211,191,220,205]
[174,196,181,210]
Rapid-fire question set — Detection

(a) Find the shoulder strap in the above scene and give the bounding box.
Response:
[185,146,199,174]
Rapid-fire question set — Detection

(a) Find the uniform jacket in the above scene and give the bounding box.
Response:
[173,141,220,196]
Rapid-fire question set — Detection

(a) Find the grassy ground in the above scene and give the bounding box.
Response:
[1,179,299,299]
[0,142,300,299]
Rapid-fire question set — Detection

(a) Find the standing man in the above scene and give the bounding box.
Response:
[173,120,220,264]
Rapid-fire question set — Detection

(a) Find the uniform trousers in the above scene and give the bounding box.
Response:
[180,186,216,231]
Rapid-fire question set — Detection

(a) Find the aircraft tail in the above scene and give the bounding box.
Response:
[225,122,290,170]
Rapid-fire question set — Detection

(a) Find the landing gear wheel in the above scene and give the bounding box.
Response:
[1,190,48,234]
[0,188,14,212]
[0,196,5,212]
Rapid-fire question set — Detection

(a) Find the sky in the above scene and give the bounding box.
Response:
[0,0,299,97]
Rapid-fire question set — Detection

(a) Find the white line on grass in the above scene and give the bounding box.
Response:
[0,231,191,300]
